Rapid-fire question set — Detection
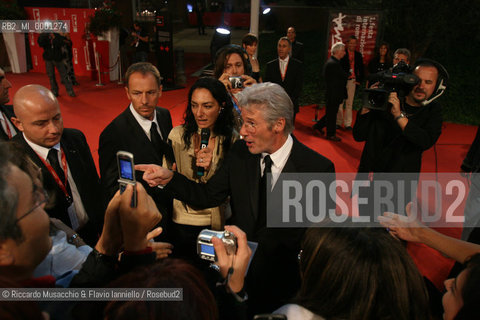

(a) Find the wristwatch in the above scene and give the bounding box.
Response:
[395,112,407,121]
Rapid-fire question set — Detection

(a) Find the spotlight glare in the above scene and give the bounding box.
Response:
[216,27,230,35]
[262,8,271,14]
[187,4,193,12]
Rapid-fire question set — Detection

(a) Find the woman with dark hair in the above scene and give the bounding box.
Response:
[104,259,218,320]
[242,33,261,82]
[214,45,257,95]
[166,77,238,261]
[275,224,430,320]
[368,41,393,75]
[443,253,480,320]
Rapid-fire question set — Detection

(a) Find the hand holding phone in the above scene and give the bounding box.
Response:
[117,151,137,207]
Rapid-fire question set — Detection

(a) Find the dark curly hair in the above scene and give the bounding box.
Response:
[213,44,250,79]
[182,77,235,152]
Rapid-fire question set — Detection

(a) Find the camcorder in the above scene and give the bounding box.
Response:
[197,229,237,262]
[229,76,245,89]
[363,61,419,111]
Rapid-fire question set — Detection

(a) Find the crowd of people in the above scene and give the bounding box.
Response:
[0,24,479,320]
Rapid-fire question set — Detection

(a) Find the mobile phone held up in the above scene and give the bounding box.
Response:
[116,151,137,207]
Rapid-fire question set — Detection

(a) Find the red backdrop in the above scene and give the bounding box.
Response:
[327,11,380,66]
[25,7,110,81]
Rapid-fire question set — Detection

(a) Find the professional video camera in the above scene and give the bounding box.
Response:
[363,61,419,111]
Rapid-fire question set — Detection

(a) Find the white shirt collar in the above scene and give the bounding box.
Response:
[23,133,60,160]
[279,55,290,63]
[261,134,293,187]
[128,103,162,139]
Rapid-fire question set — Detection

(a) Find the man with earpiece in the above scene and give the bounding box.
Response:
[352,59,448,218]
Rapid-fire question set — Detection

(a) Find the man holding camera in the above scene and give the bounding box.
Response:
[353,59,446,217]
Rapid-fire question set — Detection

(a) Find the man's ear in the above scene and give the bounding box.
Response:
[274,118,286,133]
[0,240,15,267]
[124,87,131,101]
[158,85,163,97]
[10,117,23,132]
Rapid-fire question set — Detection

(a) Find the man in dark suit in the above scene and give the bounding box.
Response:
[287,26,304,62]
[136,82,335,316]
[338,35,364,129]
[11,85,102,245]
[0,68,17,141]
[314,42,348,141]
[98,62,174,239]
[264,37,303,120]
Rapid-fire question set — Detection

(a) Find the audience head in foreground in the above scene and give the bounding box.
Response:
[443,253,480,320]
[293,224,430,320]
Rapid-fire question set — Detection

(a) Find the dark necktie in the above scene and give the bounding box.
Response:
[47,148,72,199]
[257,155,273,232]
[47,148,66,183]
[150,122,166,163]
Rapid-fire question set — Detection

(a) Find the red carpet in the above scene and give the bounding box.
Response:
[6,53,477,290]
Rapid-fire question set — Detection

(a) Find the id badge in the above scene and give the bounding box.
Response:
[67,203,79,231]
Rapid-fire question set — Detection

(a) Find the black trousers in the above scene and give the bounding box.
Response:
[316,98,342,136]
[45,59,73,93]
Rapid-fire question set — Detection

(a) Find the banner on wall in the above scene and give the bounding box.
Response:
[24,7,106,79]
[326,11,381,67]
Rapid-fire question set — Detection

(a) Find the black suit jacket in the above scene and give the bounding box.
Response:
[166,136,335,314]
[264,58,303,114]
[0,104,16,141]
[291,40,304,62]
[98,106,173,230]
[12,129,103,245]
[340,49,365,83]
[324,56,348,105]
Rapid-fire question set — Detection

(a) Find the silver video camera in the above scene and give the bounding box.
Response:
[197,229,237,262]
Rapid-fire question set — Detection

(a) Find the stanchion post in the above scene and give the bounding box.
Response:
[117,52,123,84]
[95,51,105,87]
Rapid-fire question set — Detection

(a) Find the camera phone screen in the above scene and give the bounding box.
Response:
[120,158,134,180]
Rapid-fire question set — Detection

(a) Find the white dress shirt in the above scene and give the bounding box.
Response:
[129,103,164,140]
[279,55,290,79]
[261,134,293,189]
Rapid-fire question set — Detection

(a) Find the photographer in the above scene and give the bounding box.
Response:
[214,45,257,96]
[353,59,447,217]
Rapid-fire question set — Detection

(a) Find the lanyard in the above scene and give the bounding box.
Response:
[1,112,12,139]
[37,147,72,203]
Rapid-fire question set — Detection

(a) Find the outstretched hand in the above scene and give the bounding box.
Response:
[378,202,426,242]
[135,164,174,187]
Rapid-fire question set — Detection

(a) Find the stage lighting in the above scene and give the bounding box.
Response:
[210,27,231,64]
[215,27,230,35]
[262,8,271,14]
[187,4,193,13]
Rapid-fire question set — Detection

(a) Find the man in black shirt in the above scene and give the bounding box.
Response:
[353,59,448,217]
[132,22,149,62]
